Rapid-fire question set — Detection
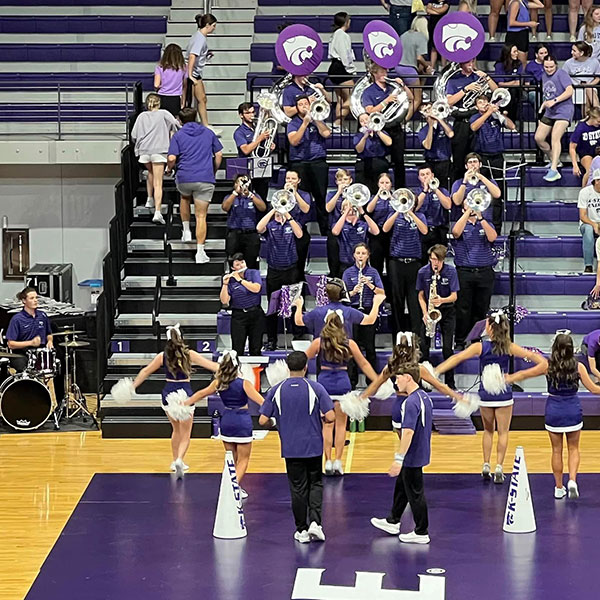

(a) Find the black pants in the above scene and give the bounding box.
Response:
[251,177,270,206]
[455,266,495,346]
[291,159,329,235]
[481,153,505,233]
[226,230,261,269]
[430,159,451,191]
[285,456,323,532]
[231,306,265,356]
[420,225,449,261]
[326,232,341,278]
[355,157,391,195]
[348,321,377,388]
[388,258,421,337]
[420,304,456,388]
[293,228,310,276]
[451,119,473,182]
[368,231,390,277]
[158,94,181,117]
[387,126,406,188]
[266,265,298,344]
[388,466,428,535]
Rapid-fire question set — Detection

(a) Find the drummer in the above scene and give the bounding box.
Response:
[5,287,53,372]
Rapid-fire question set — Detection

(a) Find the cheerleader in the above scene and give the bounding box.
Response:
[325,168,352,278]
[542,331,600,499]
[186,350,265,498]
[305,312,378,476]
[131,324,218,476]
[435,311,547,482]
[366,172,393,276]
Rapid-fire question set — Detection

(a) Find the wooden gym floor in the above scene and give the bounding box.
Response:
[2,430,600,600]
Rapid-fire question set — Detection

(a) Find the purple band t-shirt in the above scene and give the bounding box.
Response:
[416,263,460,301]
[287,116,327,162]
[228,268,262,309]
[233,122,255,157]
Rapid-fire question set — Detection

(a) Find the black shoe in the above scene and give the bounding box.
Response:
[585,266,594,273]
[263,340,277,352]
[454,342,466,352]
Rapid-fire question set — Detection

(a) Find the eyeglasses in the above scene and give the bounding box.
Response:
[243,110,255,114]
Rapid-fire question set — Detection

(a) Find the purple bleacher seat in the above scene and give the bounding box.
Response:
[494,274,595,296]
[0,0,170,5]
[0,43,161,62]
[0,16,167,34]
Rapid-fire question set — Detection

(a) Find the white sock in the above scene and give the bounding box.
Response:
[197,243,205,251]
[148,196,154,202]
[154,210,161,217]
[182,221,191,232]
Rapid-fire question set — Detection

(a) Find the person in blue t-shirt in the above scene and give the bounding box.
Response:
[569,107,600,186]
[259,351,335,543]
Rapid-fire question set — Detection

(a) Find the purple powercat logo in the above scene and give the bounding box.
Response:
[363,20,402,69]
[433,13,484,62]
[275,24,323,76]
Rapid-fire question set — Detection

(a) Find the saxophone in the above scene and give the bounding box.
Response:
[426,272,442,338]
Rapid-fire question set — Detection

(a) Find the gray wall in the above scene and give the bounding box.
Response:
[0,164,120,309]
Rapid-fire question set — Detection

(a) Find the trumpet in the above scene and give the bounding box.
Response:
[490,87,511,108]
[390,188,415,214]
[379,188,391,200]
[345,183,371,208]
[466,188,492,214]
[429,177,440,191]
[430,99,451,120]
[238,175,251,195]
[466,170,480,186]
[305,79,331,122]
[272,189,297,214]
[366,112,386,132]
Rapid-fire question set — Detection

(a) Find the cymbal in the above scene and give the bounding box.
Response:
[52,330,84,337]
[59,340,91,348]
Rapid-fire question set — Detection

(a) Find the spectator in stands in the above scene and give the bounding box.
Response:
[563,41,600,113]
[281,169,312,275]
[282,76,331,119]
[505,0,543,68]
[458,0,475,12]
[366,172,393,276]
[426,0,449,71]
[167,107,223,264]
[535,55,574,182]
[570,106,600,185]
[326,168,352,278]
[131,93,180,225]
[494,43,524,122]
[256,206,303,351]
[233,102,274,203]
[380,0,414,38]
[222,174,266,270]
[154,43,187,117]
[186,13,221,136]
[577,168,600,272]
[417,103,454,189]
[525,44,549,106]
[399,16,433,110]
[354,112,392,194]
[576,3,600,47]
[220,253,265,357]
[287,96,331,236]
[327,12,356,132]
[488,0,508,41]
[530,0,553,40]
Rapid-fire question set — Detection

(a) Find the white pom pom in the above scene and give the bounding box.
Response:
[420,361,437,391]
[453,392,481,419]
[481,364,507,395]
[373,378,395,400]
[239,363,256,383]
[163,388,194,421]
[111,377,135,405]
[338,391,370,422]
[265,359,290,387]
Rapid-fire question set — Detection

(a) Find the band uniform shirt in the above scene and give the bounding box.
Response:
[287,116,327,162]
[418,188,450,227]
[452,220,496,267]
[416,263,459,302]
[417,122,452,162]
[338,219,369,264]
[389,212,427,259]
[233,122,255,157]
[265,220,298,269]
[326,190,345,226]
[368,196,392,228]
[303,302,365,338]
[570,120,600,158]
[228,269,262,309]
[469,112,505,155]
[227,194,262,230]
[446,72,479,110]
[395,388,433,468]
[542,69,575,121]
[353,130,389,158]
[186,31,208,79]
[583,329,600,356]
[260,377,334,458]
[282,81,311,108]
[287,189,312,227]
[577,185,600,225]
[342,265,383,310]
[362,82,395,112]
[6,309,52,345]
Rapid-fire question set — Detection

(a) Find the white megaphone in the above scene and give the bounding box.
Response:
[213,450,248,539]
[503,446,536,534]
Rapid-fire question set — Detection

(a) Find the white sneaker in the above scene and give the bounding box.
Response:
[195,248,210,264]
[399,530,430,544]
[240,488,249,500]
[308,521,326,542]
[370,517,400,535]
[174,458,185,479]
[494,464,505,484]
[170,461,189,472]
[332,459,344,476]
[294,530,311,543]
[554,486,567,499]
[568,480,579,499]
[324,459,333,476]
[145,197,154,209]
[489,36,497,42]
[570,35,577,43]
[482,462,491,480]
[181,229,192,242]
[152,211,165,225]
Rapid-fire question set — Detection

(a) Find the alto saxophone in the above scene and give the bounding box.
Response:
[426,272,442,338]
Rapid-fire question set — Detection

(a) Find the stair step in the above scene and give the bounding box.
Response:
[124,257,225,276]
[115,313,218,327]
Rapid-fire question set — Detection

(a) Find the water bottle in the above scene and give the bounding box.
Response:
[435,330,442,350]
[211,410,221,438]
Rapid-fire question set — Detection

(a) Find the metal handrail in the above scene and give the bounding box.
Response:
[151,274,162,354]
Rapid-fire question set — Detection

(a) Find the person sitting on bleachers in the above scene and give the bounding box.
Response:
[578,6,600,59]
[354,113,392,194]
[563,41,600,115]
[494,43,525,122]
[154,44,187,117]
[577,168,600,273]
[417,102,454,189]
[525,44,549,106]
[570,106,600,186]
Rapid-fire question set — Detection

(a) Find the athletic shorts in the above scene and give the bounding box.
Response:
[139,153,167,164]
[176,181,215,203]
[505,29,529,53]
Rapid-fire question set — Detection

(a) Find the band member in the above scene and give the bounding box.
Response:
[332,200,379,273]
[451,204,498,350]
[446,59,498,181]
[233,102,274,201]
[354,112,392,194]
[167,107,223,264]
[383,203,428,337]
[366,172,393,276]
[451,152,502,232]
[417,103,454,189]
[342,243,385,388]
[282,169,312,275]
[535,55,574,183]
[259,351,335,543]
[282,75,331,118]
[570,107,600,186]
[415,164,451,254]
[220,253,264,357]
[362,64,414,188]
[326,168,352,277]
[577,169,600,272]
[6,287,54,371]
[436,312,547,482]
[131,324,218,476]
[287,95,331,236]
[416,245,459,389]
[306,313,378,476]
[222,174,266,270]
[294,278,386,339]
[186,13,220,135]
[257,207,303,351]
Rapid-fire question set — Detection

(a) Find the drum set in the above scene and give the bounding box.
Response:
[0,327,98,431]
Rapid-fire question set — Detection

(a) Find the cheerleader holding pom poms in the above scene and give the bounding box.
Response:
[435,311,547,483]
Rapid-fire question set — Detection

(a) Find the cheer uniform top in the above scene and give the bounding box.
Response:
[479,340,513,407]
[161,353,192,407]
[317,346,352,397]
[218,377,254,443]
[544,376,583,433]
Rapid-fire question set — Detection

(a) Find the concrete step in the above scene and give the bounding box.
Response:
[115,313,218,327]
[108,352,213,367]
[165,35,252,50]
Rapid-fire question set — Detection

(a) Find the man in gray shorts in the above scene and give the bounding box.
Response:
[167,107,223,264]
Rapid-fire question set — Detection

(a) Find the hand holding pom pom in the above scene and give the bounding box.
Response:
[453,392,480,419]
[111,378,136,405]
[420,361,438,391]
[338,391,370,422]
[265,359,290,387]
[373,378,395,400]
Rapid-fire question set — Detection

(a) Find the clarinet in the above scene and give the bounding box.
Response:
[357,260,365,311]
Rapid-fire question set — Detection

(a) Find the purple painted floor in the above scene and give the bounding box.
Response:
[26,473,598,600]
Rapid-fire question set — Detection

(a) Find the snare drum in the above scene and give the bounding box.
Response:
[27,348,58,377]
[0,373,52,430]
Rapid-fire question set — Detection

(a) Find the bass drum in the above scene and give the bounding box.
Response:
[0,374,52,431]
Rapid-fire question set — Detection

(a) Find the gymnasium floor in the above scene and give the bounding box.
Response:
[2,431,599,600]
